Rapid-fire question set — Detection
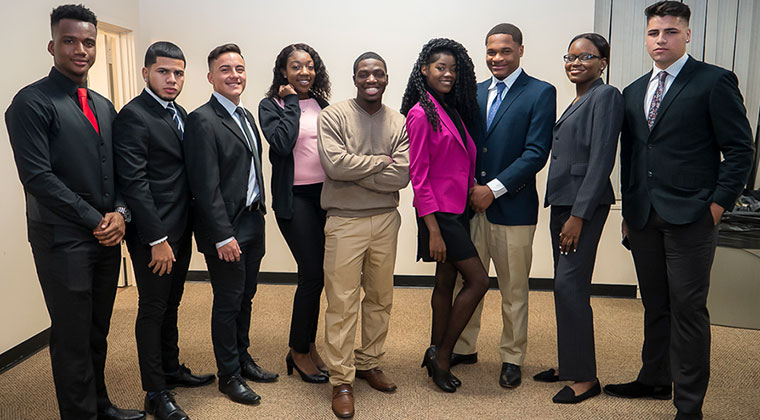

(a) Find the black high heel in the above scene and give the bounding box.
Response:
[449,371,462,388]
[286,352,329,384]
[420,346,456,393]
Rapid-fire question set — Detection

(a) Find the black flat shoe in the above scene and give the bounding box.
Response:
[552,381,601,404]
[218,374,261,405]
[420,346,456,393]
[533,368,561,383]
[166,364,215,389]
[241,360,279,383]
[449,352,478,367]
[97,405,146,420]
[603,380,671,400]
[144,391,189,420]
[286,352,328,384]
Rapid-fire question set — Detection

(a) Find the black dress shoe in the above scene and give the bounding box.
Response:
[552,381,601,404]
[166,364,215,389]
[449,371,462,388]
[218,374,261,405]
[449,352,478,367]
[144,391,189,420]
[421,346,456,393]
[499,363,521,388]
[603,380,671,400]
[533,368,561,383]
[97,405,146,420]
[241,360,279,383]
[286,352,328,384]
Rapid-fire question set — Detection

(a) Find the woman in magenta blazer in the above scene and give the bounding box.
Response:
[401,38,489,393]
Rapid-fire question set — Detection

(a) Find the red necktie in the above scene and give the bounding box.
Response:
[77,88,100,134]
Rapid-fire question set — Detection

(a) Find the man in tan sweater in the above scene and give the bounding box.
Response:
[317,52,409,419]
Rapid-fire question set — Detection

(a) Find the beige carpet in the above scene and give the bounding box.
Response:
[1,283,759,420]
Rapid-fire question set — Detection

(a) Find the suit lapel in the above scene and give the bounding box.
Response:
[477,81,489,131]
[556,78,603,126]
[210,95,252,153]
[629,71,652,135]
[649,57,695,134]
[487,71,528,136]
[141,90,183,143]
[428,93,465,151]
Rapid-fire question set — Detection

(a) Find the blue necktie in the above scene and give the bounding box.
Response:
[487,81,506,131]
[167,102,183,139]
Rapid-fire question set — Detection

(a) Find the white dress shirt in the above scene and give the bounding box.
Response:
[485,67,523,198]
[644,53,689,116]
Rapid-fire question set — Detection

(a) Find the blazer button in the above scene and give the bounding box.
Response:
[647,171,653,178]
[648,144,653,150]
[552,155,557,160]
[482,147,488,153]
[481,171,487,177]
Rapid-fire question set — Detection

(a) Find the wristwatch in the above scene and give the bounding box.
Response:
[115,206,132,223]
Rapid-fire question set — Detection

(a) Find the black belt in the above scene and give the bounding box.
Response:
[245,200,262,212]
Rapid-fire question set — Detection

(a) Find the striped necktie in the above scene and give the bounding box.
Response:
[167,102,183,139]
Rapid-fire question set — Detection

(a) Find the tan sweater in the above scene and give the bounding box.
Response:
[317,99,410,217]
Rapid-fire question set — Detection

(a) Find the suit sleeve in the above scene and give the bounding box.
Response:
[113,106,166,244]
[258,95,300,157]
[407,108,439,217]
[183,112,235,244]
[709,71,754,210]
[494,84,556,193]
[355,123,411,193]
[5,89,103,229]
[572,87,624,220]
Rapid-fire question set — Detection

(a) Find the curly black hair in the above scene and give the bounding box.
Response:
[265,43,331,105]
[400,38,478,132]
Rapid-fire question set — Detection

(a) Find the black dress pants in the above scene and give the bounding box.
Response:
[276,184,326,354]
[128,228,192,392]
[628,208,717,418]
[28,222,121,420]
[204,209,265,377]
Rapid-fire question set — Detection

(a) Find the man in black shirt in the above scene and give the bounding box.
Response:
[5,5,144,420]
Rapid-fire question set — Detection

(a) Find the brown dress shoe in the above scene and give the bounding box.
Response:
[332,384,354,418]
[356,368,397,392]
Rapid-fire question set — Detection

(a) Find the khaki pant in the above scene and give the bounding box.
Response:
[323,210,401,386]
[453,212,536,365]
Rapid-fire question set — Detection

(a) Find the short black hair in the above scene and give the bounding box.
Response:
[208,43,243,69]
[353,52,386,76]
[50,4,97,29]
[485,23,522,45]
[145,41,185,68]
[645,1,691,24]
[568,33,611,61]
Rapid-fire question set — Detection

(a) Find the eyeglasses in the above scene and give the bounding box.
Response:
[563,53,601,63]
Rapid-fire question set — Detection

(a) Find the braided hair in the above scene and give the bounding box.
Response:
[400,38,478,132]
[265,43,331,105]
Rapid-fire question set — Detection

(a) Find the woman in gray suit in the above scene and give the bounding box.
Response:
[533,33,623,404]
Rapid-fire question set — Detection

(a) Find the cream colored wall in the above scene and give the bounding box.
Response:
[0,0,139,354]
[135,0,635,285]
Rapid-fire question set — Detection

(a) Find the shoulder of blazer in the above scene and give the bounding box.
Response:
[623,72,652,97]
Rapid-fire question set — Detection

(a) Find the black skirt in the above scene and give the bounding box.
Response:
[417,211,478,262]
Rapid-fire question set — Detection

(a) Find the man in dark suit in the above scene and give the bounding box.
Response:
[452,23,556,388]
[114,42,215,420]
[5,5,144,420]
[603,3,753,420]
[183,43,278,406]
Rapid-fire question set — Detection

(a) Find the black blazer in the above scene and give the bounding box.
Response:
[6,68,119,232]
[113,89,191,245]
[184,95,265,254]
[620,56,754,229]
[545,79,623,220]
[258,94,328,219]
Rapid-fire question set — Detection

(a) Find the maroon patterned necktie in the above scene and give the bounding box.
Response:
[647,71,668,129]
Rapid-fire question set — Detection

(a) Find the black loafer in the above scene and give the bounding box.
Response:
[144,391,189,420]
[449,352,478,367]
[603,380,671,400]
[533,368,561,383]
[218,374,261,405]
[241,360,279,383]
[552,381,601,404]
[97,405,146,420]
[166,364,215,389]
[499,363,521,388]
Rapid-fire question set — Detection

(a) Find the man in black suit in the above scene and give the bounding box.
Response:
[183,43,278,406]
[5,5,144,420]
[604,2,754,420]
[114,42,215,420]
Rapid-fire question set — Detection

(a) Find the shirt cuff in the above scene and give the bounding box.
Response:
[216,237,234,249]
[487,179,507,199]
[149,236,168,247]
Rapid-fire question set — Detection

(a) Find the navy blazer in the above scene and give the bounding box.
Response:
[620,56,753,230]
[473,70,556,226]
[545,79,623,220]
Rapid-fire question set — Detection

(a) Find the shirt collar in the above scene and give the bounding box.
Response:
[144,86,171,109]
[49,67,84,96]
[489,67,523,91]
[212,91,244,117]
[650,53,689,81]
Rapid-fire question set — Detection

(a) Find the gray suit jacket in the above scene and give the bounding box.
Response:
[544,79,623,220]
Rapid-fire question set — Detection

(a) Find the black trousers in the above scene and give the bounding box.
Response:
[276,184,326,354]
[204,209,265,377]
[28,222,121,420]
[628,208,717,418]
[128,228,192,392]
[550,205,609,382]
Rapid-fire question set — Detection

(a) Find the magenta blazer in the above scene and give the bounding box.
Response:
[408,93,476,217]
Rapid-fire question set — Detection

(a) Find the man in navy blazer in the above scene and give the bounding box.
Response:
[452,23,556,388]
[604,3,753,419]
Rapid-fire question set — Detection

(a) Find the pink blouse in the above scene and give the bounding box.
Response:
[292,98,325,185]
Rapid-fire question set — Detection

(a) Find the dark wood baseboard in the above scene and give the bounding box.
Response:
[0,328,50,374]
[187,270,637,298]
